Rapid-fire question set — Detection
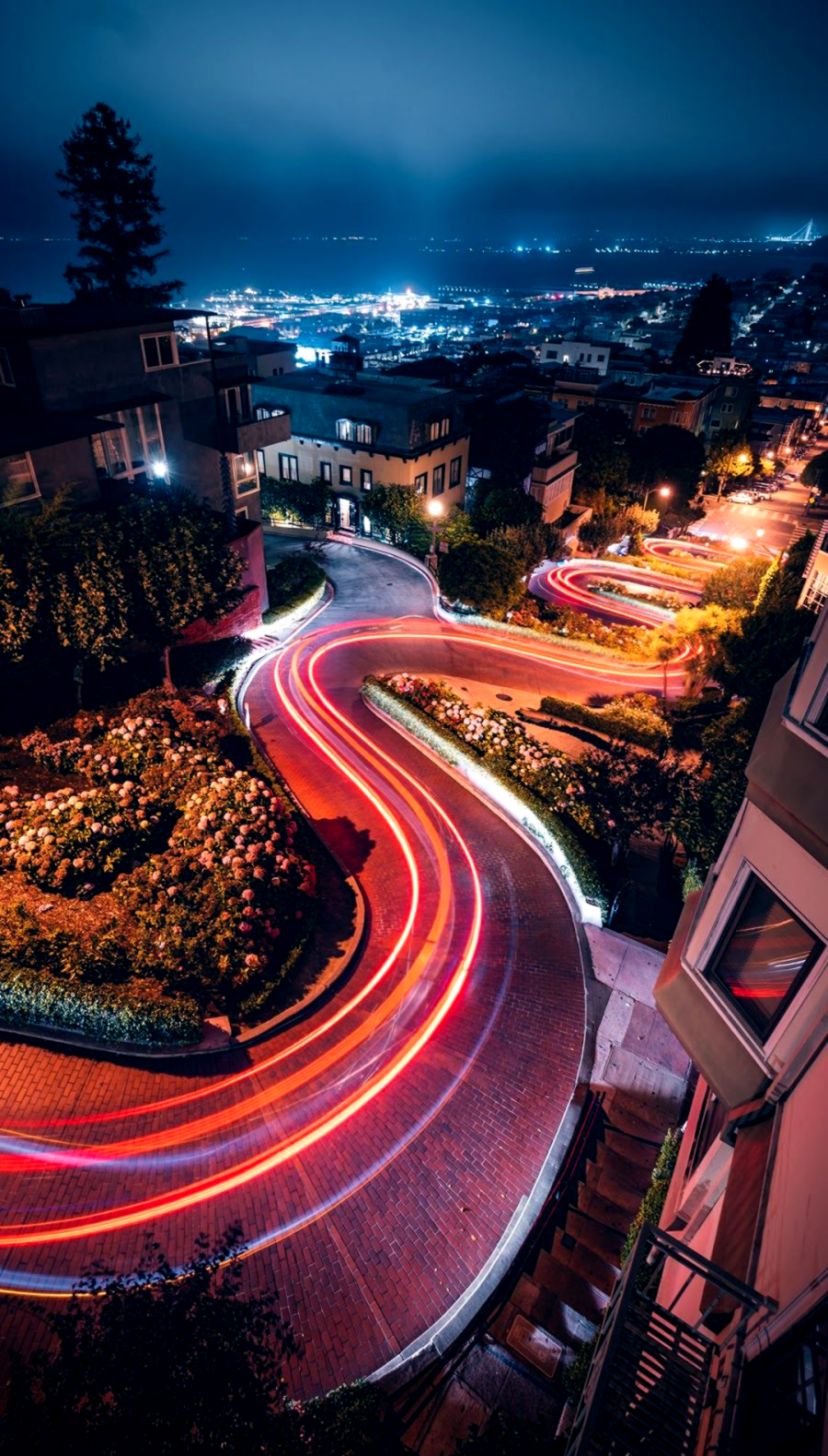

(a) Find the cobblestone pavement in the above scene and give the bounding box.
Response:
[0,542,668,1397]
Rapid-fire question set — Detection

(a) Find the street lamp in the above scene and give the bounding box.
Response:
[642,484,672,510]
[729,535,748,552]
[426,496,444,572]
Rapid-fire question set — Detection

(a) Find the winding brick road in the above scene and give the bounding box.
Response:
[0,542,672,1396]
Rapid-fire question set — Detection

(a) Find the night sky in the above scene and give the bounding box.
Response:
[1,0,826,287]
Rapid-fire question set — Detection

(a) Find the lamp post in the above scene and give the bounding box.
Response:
[426,496,443,574]
[642,484,673,511]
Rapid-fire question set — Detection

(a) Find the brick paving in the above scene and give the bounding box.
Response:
[0,560,587,1399]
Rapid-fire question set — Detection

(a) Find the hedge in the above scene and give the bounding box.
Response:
[0,964,202,1047]
[540,694,670,751]
[620,1128,682,1270]
[264,554,326,623]
[363,676,609,919]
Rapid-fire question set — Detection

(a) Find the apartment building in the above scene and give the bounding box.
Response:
[0,298,292,527]
[540,338,612,376]
[567,609,828,1456]
[527,405,579,523]
[256,337,469,533]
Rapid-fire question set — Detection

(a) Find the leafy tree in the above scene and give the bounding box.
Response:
[124,494,242,688]
[575,741,678,853]
[573,408,632,500]
[0,1226,297,1456]
[439,505,480,549]
[47,513,131,702]
[671,708,755,868]
[579,500,658,554]
[667,604,743,694]
[672,273,733,371]
[368,483,430,552]
[630,425,706,509]
[261,474,332,529]
[471,479,542,533]
[58,102,182,302]
[487,522,561,573]
[0,513,41,662]
[700,558,766,610]
[438,539,524,617]
[802,450,828,494]
[705,436,754,497]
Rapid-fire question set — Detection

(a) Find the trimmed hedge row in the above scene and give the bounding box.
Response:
[0,964,202,1047]
[540,693,670,751]
[363,676,609,918]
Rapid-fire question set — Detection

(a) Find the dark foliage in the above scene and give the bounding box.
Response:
[672,273,733,371]
[58,102,182,303]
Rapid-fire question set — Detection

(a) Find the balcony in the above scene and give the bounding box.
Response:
[220,408,290,456]
[565,1224,775,1456]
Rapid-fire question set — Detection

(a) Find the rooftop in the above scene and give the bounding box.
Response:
[0,299,203,342]
[263,368,456,408]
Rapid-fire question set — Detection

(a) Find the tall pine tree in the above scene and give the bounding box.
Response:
[672,273,732,372]
[58,102,182,303]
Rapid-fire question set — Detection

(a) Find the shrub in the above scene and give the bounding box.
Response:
[264,554,326,622]
[366,675,608,915]
[540,692,670,751]
[621,1128,682,1268]
[0,780,166,894]
[118,770,316,1006]
[0,963,201,1046]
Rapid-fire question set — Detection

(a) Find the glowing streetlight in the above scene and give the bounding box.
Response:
[730,535,748,552]
[426,496,444,565]
[642,484,673,510]
[151,459,169,482]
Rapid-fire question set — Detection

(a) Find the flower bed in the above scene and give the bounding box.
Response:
[365,674,608,918]
[0,690,318,1045]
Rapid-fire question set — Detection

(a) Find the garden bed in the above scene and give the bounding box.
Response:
[363,674,609,921]
[264,553,327,624]
[0,690,318,1047]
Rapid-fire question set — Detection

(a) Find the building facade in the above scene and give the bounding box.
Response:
[527,405,578,523]
[256,342,469,533]
[568,608,828,1455]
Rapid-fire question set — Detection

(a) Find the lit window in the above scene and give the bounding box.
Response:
[432,463,446,496]
[336,419,355,442]
[340,464,352,486]
[449,456,462,488]
[320,460,332,483]
[706,874,823,1039]
[279,454,298,482]
[141,334,176,370]
[0,347,14,388]
[355,423,373,445]
[361,468,372,491]
[415,472,427,494]
[429,420,442,442]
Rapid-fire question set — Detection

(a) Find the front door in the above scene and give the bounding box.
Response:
[338,496,355,531]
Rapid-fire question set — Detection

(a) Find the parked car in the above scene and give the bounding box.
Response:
[728,490,756,504]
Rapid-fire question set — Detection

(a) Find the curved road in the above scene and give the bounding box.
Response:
[530,553,700,626]
[0,542,689,1396]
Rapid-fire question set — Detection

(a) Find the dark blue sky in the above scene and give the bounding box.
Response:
[1,0,826,252]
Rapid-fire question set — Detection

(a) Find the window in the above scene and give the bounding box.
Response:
[234,452,258,494]
[279,453,298,482]
[415,472,427,494]
[814,689,828,735]
[1,454,38,506]
[597,353,606,363]
[641,405,656,420]
[336,419,355,442]
[340,464,352,486]
[449,455,462,488]
[0,347,14,388]
[224,385,248,421]
[360,468,372,491]
[320,460,332,483]
[256,449,266,476]
[235,506,249,522]
[706,874,823,1039]
[734,1297,828,1456]
[429,417,451,442]
[432,463,446,496]
[355,422,373,445]
[141,333,176,370]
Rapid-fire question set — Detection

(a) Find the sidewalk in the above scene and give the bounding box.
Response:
[399,925,691,1454]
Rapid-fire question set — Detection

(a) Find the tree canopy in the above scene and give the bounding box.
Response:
[630,425,706,509]
[58,102,182,303]
[672,273,733,371]
[802,450,828,494]
[0,1227,398,1456]
[438,539,524,617]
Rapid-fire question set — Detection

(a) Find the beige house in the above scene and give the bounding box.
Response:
[253,345,469,533]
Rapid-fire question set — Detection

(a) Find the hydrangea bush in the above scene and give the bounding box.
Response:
[0,691,318,1042]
